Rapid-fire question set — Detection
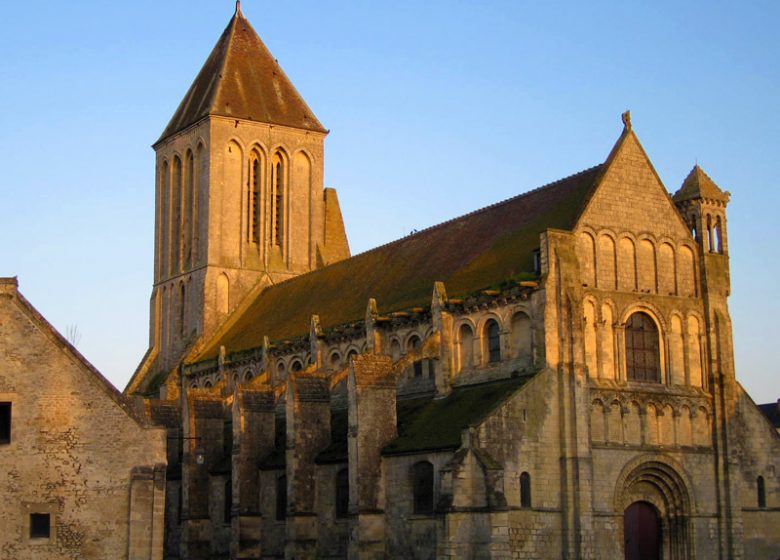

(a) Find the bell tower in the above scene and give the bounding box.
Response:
[673,161,742,560]
[128,3,350,393]
[673,165,731,296]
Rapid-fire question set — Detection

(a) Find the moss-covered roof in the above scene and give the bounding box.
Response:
[382,376,532,456]
[193,165,602,362]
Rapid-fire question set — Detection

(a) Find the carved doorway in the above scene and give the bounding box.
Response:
[615,459,692,560]
[624,501,661,560]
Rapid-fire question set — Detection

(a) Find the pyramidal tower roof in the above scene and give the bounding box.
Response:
[673,165,730,203]
[157,2,327,144]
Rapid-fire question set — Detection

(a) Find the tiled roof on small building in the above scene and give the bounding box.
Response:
[157,4,326,144]
[673,165,730,203]
[191,164,603,362]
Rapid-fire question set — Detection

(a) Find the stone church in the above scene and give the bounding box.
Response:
[117,3,778,559]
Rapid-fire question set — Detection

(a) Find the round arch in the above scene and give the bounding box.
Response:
[614,456,693,560]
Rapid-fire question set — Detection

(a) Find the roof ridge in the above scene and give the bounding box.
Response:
[257,163,602,294]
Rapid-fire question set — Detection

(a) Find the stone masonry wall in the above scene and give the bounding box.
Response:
[0,284,167,559]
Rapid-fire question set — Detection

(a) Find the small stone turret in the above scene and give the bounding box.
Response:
[674,165,731,291]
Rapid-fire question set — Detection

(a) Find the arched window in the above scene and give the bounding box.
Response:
[510,312,532,361]
[290,360,303,373]
[336,468,349,519]
[390,339,401,362]
[407,335,423,377]
[271,152,284,248]
[276,475,287,520]
[171,156,182,273]
[757,476,766,508]
[184,150,194,268]
[412,461,434,515]
[204,380,213,388]
[458,324,474,372]
[249,154,262,244]
[715,216,724,254]
[159,161,170,278]
[223,478,232,524]
[625,312,660,383]
[346,349,358,364]
[329,352,341,370]
[244,370,254,382]
[485,319,501,363]
[276,361,286,379]
[520,472,531,508]
[217,273,230,315]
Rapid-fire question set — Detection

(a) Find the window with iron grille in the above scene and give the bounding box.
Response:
[625,312,660,383]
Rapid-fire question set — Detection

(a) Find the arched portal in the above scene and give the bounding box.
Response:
[615,459,692,560]
[624,501,660,560]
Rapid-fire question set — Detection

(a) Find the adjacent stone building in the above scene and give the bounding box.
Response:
[0,278,167,559]
[119,4,779,559]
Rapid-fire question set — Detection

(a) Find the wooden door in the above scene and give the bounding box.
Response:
[624,501,661,560]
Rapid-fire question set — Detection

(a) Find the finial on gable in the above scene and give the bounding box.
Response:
[621,110,632,131]
[235,0,242,15]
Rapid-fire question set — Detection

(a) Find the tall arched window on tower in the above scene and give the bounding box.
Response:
[625,312,660,383]
[411,461,434,515]
[271,152,284,248]
[171,156,183,273]
[485,319,501,363]
[757,476,766,508]
[184,150,194,269]
[159,161,170,279]
[249,153,262,244]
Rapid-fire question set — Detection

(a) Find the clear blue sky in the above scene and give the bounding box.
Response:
[1,1,777,401]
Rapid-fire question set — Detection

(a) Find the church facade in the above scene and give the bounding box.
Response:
[124,5,780,560]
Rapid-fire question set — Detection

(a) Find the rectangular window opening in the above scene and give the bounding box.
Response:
[30,513,50,539]
[0,402,10,444]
